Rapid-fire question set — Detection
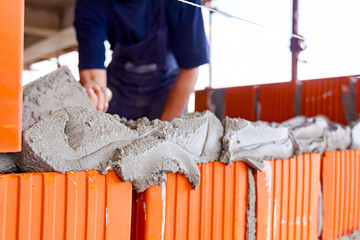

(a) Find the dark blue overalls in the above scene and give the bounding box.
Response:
[75,0,209,120]
[107,1,178,120]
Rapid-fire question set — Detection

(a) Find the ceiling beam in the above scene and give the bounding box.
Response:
[25,5,62,30]
[61,5,75,29]
[24,4,75,35]
[24,25,58,37]
[24,26,77,65]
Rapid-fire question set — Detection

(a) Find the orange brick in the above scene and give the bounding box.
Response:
[0,171,132,240]
[224,86,256,120]
[256,154,321,240]
[354,77,360,120]
[195,86,256,120]
[321,150,360,239]
[0,0,24,152]
[258,81,298,123]
[301,77,352,125]
[195,88,211,113]
[133,161,249,240]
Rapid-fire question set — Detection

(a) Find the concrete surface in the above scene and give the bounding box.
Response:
[0,153,18,173]
[246,168,256,240]
[220,117,294,171]
[22,66,94,130]
[17,107,138,173]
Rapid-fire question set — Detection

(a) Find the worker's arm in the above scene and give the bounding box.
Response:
[160,67,199,121]
[80,69,108,112]
[75,0,109,112]
[161,1,208,121]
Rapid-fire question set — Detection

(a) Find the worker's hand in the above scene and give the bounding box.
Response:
[85,85,109,112]
[79,69,109,112]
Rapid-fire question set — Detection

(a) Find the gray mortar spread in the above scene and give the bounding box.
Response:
[126,111,224,164]
[0,66,94,173]
[246,168,256,240]
[0,153,18,173]
[283,116,351,153]
[325,122,351,151]
[318,182,323,237]
[105,111,223,192]
[16,106,360,191]
[338,231,360,240]
[220,117,295,171]
[282,116,328,154]
[113,137,200,192]
[351,120,360,149]
[17,107,223,192]
[17,107,139,173]
[22,66,94,130]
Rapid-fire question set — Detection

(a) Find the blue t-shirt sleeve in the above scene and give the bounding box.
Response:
[74,0,108,70]
[169,0,209,69]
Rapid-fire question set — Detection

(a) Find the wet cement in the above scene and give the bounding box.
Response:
[22,66,94,130]
[338,231,360,240]
[351,120,360,149]
[0,66,94,174]
[220,117,295,171]
[17,107,139,173]
[318,183,323,237]
[108,111,223,192]
[17,107,222,192]
[246,168,256,240]
[326,121,351,151]
[282,115,351,153]
[113,137,200,192]
[15,105,360,191]
[220,115,354,172]
[282,116,328,154]
[126,111,224,164]
[0,153,18,173]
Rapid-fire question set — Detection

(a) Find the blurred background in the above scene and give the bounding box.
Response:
[23,0,360,96]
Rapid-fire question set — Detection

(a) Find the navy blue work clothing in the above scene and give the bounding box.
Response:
[74,0,209,120]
